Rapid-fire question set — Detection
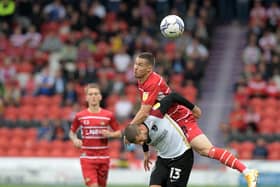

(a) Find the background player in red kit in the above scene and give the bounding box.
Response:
[130,52,258,187]
[69,83,121,187]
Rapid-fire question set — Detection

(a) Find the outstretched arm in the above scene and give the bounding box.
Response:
[130,104,152,125]
[159,92,202,118]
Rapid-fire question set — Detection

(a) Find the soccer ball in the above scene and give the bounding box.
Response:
[160,15,184,39]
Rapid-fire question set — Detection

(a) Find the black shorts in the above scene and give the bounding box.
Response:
[150,149,194,187]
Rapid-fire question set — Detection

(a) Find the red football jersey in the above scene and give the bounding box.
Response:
[138,72,193,123]
[71,108,119,163]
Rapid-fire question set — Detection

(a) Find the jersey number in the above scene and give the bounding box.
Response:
[170,167,181,180]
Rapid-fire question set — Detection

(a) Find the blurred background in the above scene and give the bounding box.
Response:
[0,0,279,186]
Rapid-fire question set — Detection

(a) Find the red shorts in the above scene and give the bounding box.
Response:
[80,159,109,187]
[177,117,203,142]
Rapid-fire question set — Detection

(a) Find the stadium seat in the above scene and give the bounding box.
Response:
[238,150,253,160]
[6,147,22,156]
[12,128,26,139]
[37,95,51,107]
[241,141,255,152]
[21,149,35,157]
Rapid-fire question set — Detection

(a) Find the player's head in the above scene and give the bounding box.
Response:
[134,52,155,79]
[124,124,148,145]
[85,83,102,107]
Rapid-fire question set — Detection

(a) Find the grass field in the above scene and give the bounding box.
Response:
[0,185,278,187]
[0,185,239,187]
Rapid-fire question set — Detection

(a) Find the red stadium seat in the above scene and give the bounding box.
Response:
[21,149,35,157]
[37,95,51,107]
[241,141,255,152]
[249,98,263,109]
[12,128,26,139]
[267,151,280,160]
[52,140,65,150]
[49,149,64,157]
[21,96,36,106]
[6,147,21,156]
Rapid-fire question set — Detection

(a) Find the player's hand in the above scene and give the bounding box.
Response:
[101,130,111,138]
[192,105,202,119]
[143,152,152,171]
[73,138,82,148]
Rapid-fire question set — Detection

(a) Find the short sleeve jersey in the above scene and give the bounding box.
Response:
[144,114,191,158]
[71,108,119,163]
[138,72,193,122]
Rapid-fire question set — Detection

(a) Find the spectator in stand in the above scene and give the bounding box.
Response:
[247,73,266,98]
[244,106,260,133]
[272,70,280,91]
[43,0,66,22]
[186,37,209,64]
[266,2,280,30]
[184,5,197,32]
[113,47,131,73]
[243,34,261,65]
[40,31,63,53]
[53,69,65,95]
[3,81,20,106]
[229,102,246,133]
[37,118,52,141]
[34,67,55,96]
[50,119,69,141]
[114,94,133,122]
[0,57,16,83]
[10,26,26,47]
[265,78,279,97]
[252,137,268,159]
[62,81,78,106]
[250,0,267,26]
[59,37,77,62]
[25,25,42,48]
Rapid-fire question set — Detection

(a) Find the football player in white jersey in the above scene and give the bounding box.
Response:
[124,92,200,187]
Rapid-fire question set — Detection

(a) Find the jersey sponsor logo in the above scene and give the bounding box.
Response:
[142,92,149,101]
[152,102,160,110]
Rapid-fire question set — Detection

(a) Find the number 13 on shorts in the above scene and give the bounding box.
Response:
[170,167,182,180]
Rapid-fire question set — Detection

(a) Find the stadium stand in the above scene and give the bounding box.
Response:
[226,0,280,161]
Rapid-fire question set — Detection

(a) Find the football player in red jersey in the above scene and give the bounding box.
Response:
[69,83,121,187]
[131,52,258,187]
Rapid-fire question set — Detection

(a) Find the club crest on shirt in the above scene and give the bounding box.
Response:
[142,92,149,101]
[100,121,105,125]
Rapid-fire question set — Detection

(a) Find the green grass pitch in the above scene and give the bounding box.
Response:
[0,185,238,187]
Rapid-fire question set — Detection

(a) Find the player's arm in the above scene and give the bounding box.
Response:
[69,130,82,148]
[69,115,82,148]
[142,143,152,171]
[101,130,122,138]
[159,92,202,118]
[130,104,152,125]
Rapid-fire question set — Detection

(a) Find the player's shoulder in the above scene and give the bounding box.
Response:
[146,72,164,84]
[75,109,89,117]
[100,108,114,117]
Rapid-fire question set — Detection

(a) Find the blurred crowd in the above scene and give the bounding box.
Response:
[0,0,215,164]
[223,0,280,160]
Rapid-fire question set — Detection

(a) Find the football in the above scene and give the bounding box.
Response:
[160,15,184,39]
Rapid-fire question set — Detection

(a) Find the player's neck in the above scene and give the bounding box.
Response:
[88,106,101,113]
[139,71,152,83]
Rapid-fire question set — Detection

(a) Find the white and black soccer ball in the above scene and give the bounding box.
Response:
[160,15,184,39]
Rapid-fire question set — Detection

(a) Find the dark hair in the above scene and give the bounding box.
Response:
[123,124,139,143]
[137,52,155,66]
